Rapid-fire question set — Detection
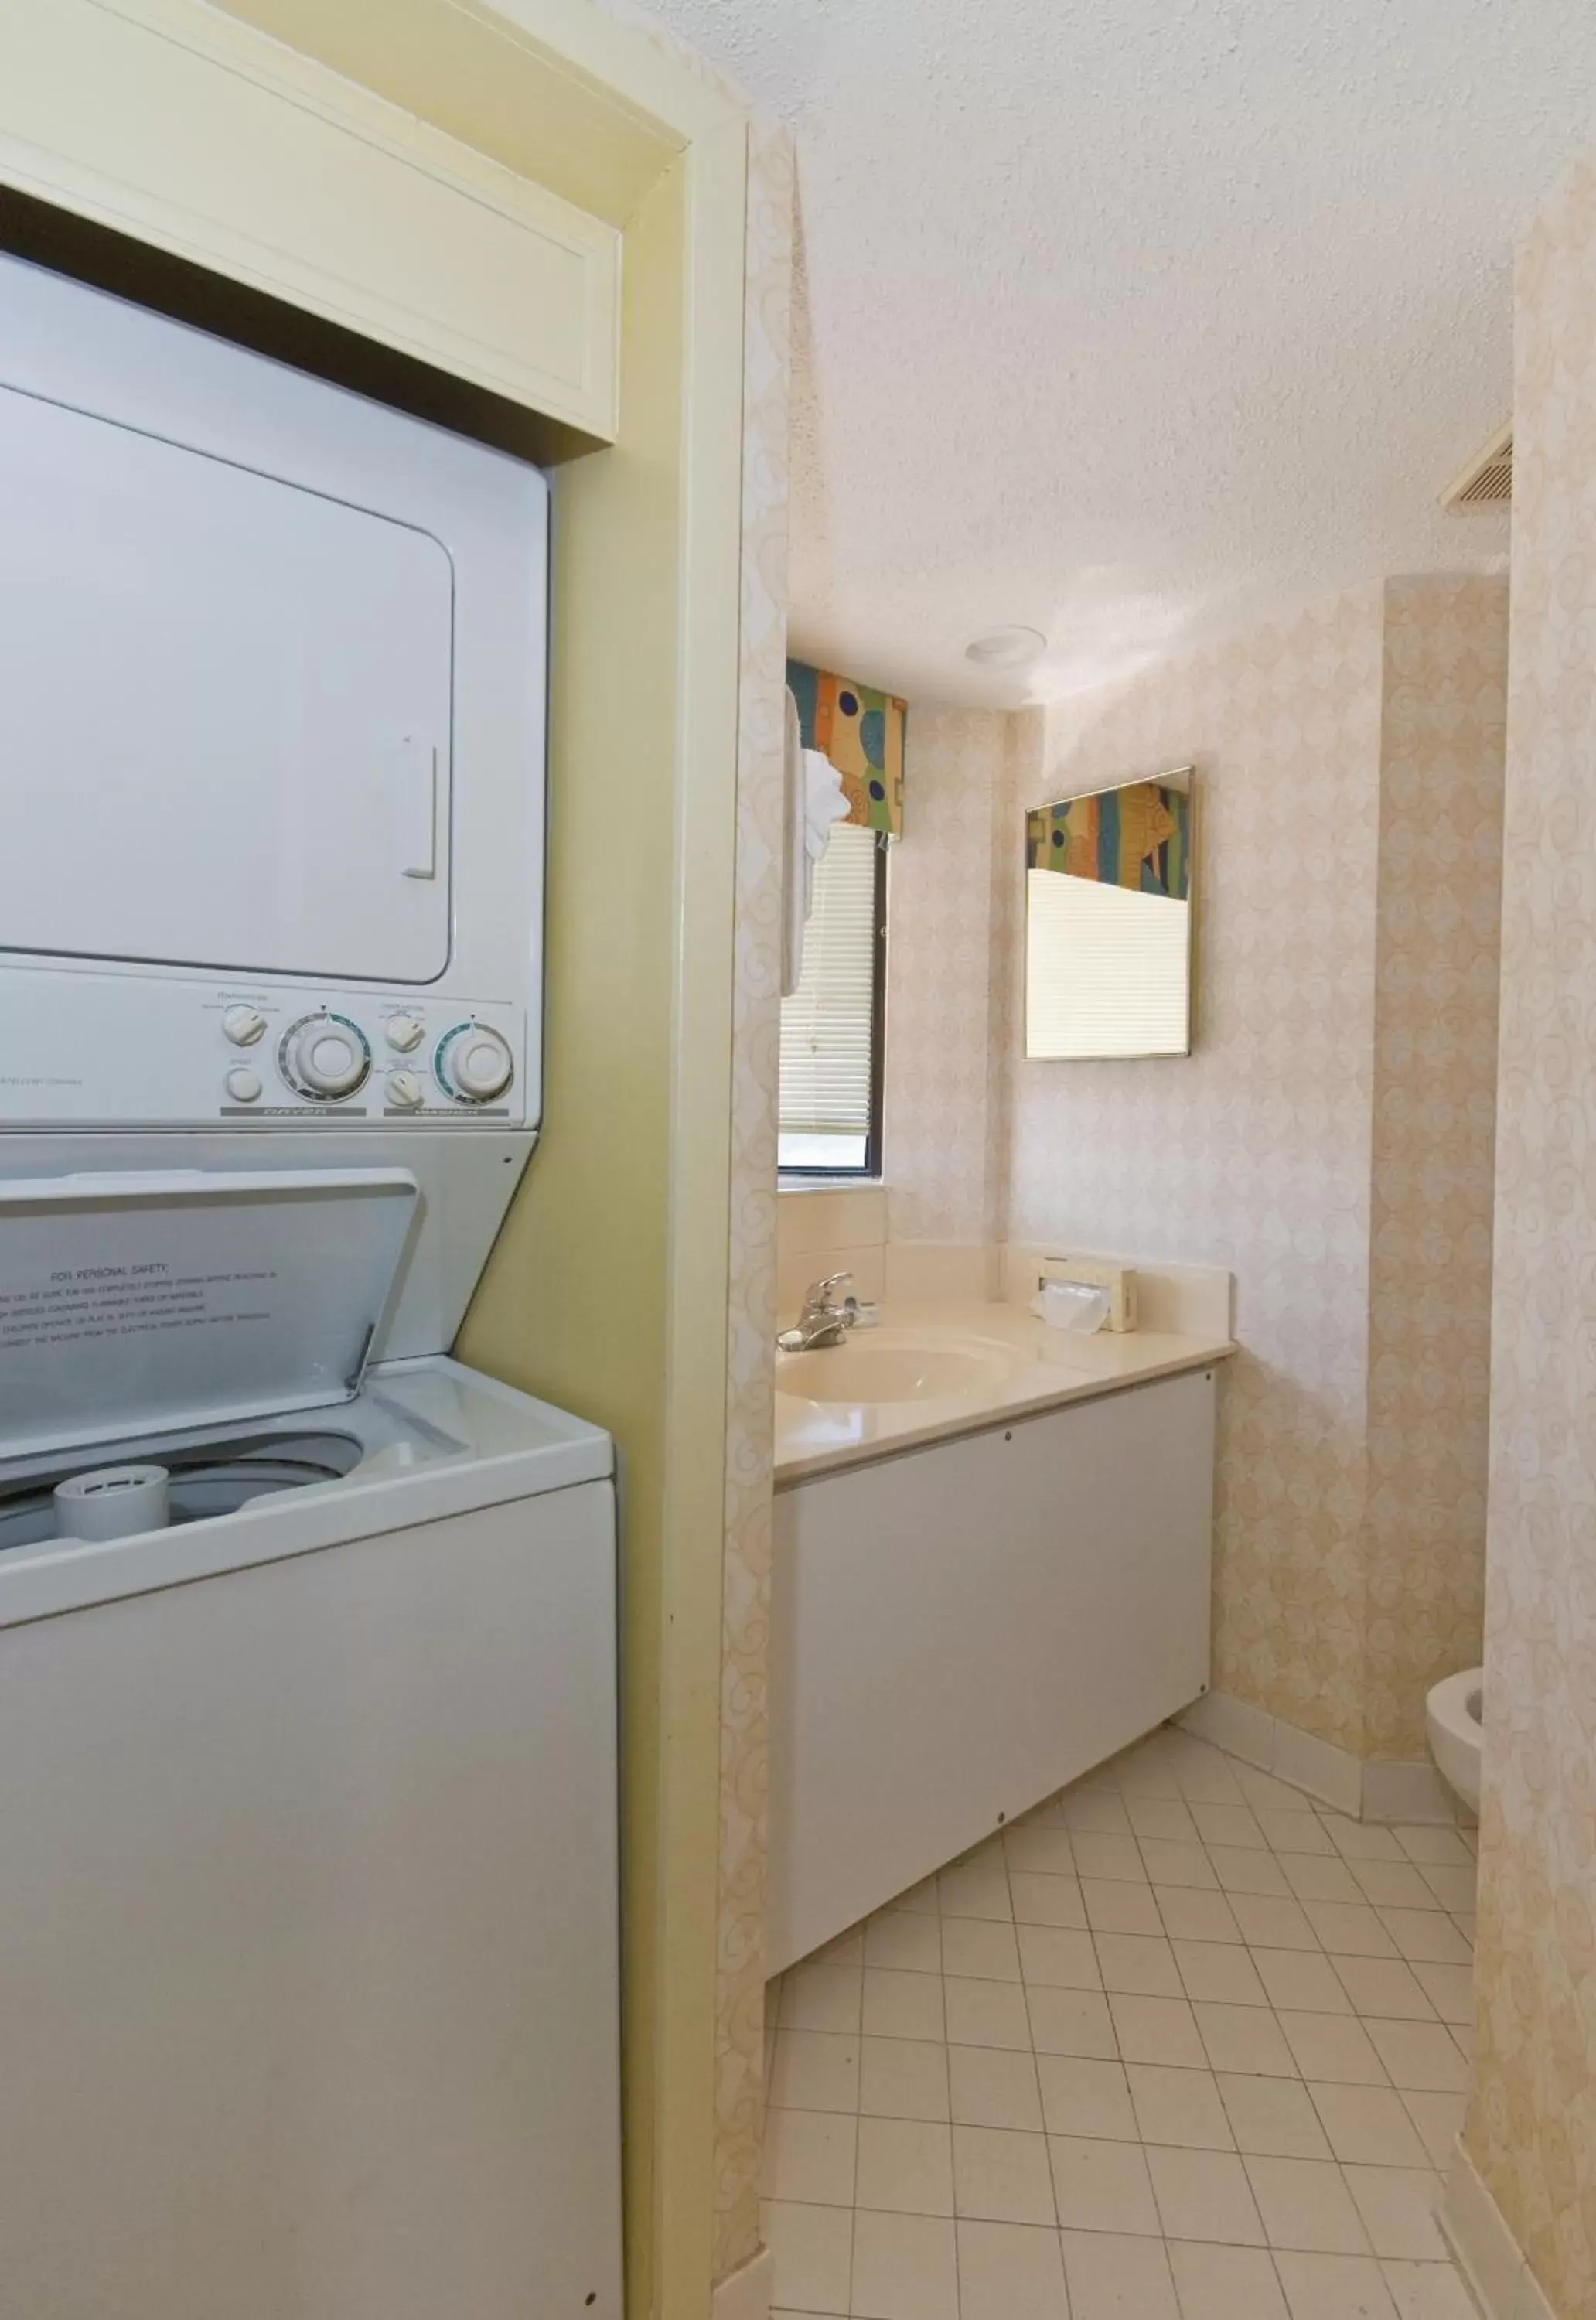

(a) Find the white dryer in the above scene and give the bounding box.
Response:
[0,1168,623,2320]
[0,250,547,1142]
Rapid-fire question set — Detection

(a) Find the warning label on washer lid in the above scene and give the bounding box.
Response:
[0,1266,278,1351]
[0,1167,419,1458]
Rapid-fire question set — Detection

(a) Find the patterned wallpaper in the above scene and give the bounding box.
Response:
[882,707,1010,1246]
[1365,576,1507,1759]
[1008,586,1389,1753]
[1468,151,1596,2320]
[787,660,906,834]
[712,111,794,2284]
[992,581,1506,1762]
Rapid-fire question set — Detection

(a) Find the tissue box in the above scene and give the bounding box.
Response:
[1038,1256,1137,1332]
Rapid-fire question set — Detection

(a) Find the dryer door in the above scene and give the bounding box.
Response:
[0,387,453,984]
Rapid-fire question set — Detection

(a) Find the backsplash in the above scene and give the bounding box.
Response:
[776,1184,887,1314]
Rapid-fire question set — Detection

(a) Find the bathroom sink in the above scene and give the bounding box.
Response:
[776,1329,1021,1407]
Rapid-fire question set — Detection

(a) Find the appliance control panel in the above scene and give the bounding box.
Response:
[0,967,533,1129]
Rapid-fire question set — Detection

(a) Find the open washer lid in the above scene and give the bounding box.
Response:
[0,1169,419,1461]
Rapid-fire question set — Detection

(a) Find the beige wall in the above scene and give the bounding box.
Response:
[1366,576,1508,1759]
[711,107,794,2284]
[1007,587,1390,1753]
[882,706,1011,1246]
[987,580,1507,1762]
[1468,150,1596,2319]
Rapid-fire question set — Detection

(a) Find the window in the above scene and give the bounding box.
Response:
[778,822,885,1175]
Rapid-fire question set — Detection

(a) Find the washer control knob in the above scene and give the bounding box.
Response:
[223,1005,267,1047]
[387,1070,425,1111]
[385,1013,426,1053]
[224,1066,263,1104]
[279,1013,371,1101]
[436,1022,514,1104]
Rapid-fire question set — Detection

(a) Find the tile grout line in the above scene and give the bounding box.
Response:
[766,1725,1475,2319]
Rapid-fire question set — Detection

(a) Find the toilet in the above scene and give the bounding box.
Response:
[1426,1667,1484,1813]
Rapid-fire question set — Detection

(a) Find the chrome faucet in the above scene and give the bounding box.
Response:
[777,1271,869,1353]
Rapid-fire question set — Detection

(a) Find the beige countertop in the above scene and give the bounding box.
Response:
[774,1298,1236,1484]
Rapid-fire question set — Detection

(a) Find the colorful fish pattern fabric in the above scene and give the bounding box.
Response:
[1026,781,1190,899]
[788,660,905,836]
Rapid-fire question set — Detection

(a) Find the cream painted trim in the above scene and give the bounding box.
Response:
[1180,1690,1365,1815]
[1179,1691,1464,1824]
[211,0,749,229]
[1178,1687,1280,1772]
[1444,2139,1558,2320]
[1178,1691,1361,1816]
[0,0,621,435]
[1267,1722,1373,1819]
[710,2244,772,2320]
[1362,1755,1466,1827]
[652,109,752,2320]
[486,0,749,144]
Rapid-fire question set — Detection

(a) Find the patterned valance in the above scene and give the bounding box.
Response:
[787,659,905,837]
[1026,780,1190,900]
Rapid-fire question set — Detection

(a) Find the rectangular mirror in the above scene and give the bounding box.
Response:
[1025,766,1195,1059]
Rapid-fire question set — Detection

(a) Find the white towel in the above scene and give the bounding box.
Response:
[782,688,804,998]
[782,690,852,995]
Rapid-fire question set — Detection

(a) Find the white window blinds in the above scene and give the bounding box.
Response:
[779,822,878,1171]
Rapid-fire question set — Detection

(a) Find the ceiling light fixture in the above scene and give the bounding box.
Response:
[965,626,1047,669]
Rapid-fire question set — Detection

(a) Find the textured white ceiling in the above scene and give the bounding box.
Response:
[640,0,1594,705]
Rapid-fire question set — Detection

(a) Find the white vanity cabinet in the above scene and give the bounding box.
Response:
[768,1366,1217,1975]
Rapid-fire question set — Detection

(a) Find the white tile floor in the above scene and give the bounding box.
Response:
[762,1726,1480,2320]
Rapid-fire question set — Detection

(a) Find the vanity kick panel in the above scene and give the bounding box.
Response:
[768,1367,1216,1977]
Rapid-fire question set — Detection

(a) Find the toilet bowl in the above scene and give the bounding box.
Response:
[1426,1667,1484,1814]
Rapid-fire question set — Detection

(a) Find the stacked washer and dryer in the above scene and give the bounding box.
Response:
[0,254,622,2318]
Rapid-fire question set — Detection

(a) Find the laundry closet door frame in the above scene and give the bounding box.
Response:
[0,0,626,436]
[0,9,757,2319]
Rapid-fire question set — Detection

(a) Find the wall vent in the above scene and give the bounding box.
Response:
[1441,421,1512,511]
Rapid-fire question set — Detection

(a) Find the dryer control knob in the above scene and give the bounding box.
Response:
[437,1023,514,1104]
[385,1013,426,1053]
[224,1066,263,1104]
[223,1005,267,1046]
[387,1070,425,1111]
[280,1013,371,1101]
